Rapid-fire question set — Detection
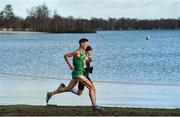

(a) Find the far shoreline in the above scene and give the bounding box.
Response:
[0,31,49,34]
[0,30,97,34]
[0,29,179,34]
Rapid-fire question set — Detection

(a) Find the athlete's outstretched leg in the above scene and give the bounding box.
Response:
[46,79,78,103]
[77,76,102,111]
[78,76,96,106]
[52,79,78,95]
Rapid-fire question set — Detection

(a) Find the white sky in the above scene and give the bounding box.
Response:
[0,0,180,19]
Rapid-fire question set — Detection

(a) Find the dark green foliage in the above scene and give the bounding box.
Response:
[0,4,180,33]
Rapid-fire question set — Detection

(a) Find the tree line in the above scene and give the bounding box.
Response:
[0,4,180,33]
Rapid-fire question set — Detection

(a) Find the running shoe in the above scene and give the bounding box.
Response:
[58,83,65,89]
[92,105,104,112]
[46,92,52,104]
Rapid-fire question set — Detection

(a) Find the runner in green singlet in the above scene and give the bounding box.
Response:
[46,38,102,111]
[71,46,94,96]
[71,49,86,79]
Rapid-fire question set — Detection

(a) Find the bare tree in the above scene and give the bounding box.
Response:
[2,4,15,30]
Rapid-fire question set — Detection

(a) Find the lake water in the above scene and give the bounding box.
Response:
[0,30,180,108]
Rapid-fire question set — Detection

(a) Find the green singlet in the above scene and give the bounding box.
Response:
[72,50,86,79]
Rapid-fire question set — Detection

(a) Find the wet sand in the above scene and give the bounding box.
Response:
[1,77,180,108]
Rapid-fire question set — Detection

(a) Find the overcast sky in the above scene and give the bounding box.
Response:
[0,0,180,19]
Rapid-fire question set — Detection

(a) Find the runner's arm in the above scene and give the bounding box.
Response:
[64,51,78,70]
[85,55,92,63]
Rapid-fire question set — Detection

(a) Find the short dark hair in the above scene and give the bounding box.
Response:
[85,46,92,52]
[79,38,88,44]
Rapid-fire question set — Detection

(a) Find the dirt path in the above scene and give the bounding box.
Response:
[0,105,180,116]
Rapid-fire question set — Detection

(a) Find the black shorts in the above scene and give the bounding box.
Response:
[78,71,92,90]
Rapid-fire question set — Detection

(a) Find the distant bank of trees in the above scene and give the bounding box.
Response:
[0,4,180,33]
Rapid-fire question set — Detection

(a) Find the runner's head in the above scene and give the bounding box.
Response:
[79,38,89,50]
[85,46,93,56]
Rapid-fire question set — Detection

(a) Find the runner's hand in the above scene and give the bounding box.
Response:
[69,65,74,70]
